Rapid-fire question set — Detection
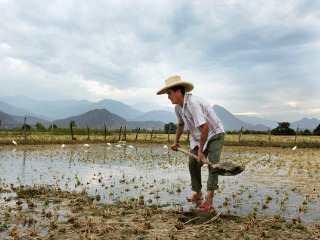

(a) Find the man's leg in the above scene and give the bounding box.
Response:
[187,147,203,201]
[198,133,225,209]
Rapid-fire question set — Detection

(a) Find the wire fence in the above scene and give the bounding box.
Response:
[1,118,319,147]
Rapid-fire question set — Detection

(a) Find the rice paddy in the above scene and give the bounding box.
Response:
[0,143,319,239]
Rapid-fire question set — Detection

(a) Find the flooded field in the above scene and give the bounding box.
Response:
[1,144,319,226]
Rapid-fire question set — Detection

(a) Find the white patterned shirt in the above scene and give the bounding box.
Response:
[175,93,225,150]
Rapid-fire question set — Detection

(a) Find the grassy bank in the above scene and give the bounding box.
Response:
[1,131,319,148]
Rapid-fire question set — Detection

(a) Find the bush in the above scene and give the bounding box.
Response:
[35,122,46,130]
[314,124,320,136]
[301,129,312,135]
[271,122,295,135]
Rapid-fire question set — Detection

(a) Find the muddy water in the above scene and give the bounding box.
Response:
[0,144,319,225]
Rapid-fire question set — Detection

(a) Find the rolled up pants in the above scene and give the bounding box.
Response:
[189,133,225,192]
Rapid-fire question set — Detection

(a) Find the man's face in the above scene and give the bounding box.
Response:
[167,89,181,105]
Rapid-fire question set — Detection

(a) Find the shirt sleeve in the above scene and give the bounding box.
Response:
[175,105,184,124]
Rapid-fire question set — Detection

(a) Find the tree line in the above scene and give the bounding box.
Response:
[164,122,320,136]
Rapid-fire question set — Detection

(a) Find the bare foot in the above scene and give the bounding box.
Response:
[196,200,213,211]
[186,192,203,202]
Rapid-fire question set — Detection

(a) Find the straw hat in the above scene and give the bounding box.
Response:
[156,75,194,95]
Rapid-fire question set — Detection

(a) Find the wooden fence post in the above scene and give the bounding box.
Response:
[70,121,74,140]
[123,126,127,141]
[145,128,148,141]
[24,117,27,140]
[268,128,271,143]
[135,128,140,141]
[239,126,243,142]
[118,126,122,141]
[294,124,299,144]
[104,124,107,142]
[87,124,90,140]
[51,124,54,141]
[150,127,155,140]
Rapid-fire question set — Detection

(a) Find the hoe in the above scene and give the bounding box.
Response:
[177,147,245,176]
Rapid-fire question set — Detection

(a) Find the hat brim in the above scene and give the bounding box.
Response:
[156,82,194,95]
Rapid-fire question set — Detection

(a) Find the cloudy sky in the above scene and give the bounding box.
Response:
[1,0,319,122]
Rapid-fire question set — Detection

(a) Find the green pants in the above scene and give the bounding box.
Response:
[189,133,225,192]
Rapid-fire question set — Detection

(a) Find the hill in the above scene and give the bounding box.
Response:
[52,109,164,130]
[291,118,320,131]
[213,105,269,131]
[11,115,51,128]
[131,101,174,113]
[132,110,177,123]
[235,115,277,129]
[0,110,51,129]
[0,95,49,111]
[0,101,36,117]
[0,111,20,128]
[0,96,143,121]
[133,105,271,131]
[93,99,142,120]
[32,99,92,121]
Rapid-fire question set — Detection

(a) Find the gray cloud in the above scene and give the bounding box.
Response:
[0,0,319,121]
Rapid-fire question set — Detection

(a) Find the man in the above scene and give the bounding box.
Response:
[157,75,225,211]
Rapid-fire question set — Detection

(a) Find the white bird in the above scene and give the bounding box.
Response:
[115,144,121,148]
[61,144,65,148]
[128,145,134,148]
[107,143,112,146]
[84,144,90,148]
[163,145,168,149]
[12,140,17,145]
[292,146,297,151]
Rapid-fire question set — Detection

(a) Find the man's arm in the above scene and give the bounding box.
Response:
[171,122,184,151]
[198,123,209,161]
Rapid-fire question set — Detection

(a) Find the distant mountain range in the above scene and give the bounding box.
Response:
[52,109,164,130]
[0,95,319,131]
[0,96,143,121]
[213,105,270,131]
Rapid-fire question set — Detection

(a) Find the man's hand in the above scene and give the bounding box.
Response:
[197,150,206,163]
[171,142,180,151]
[172,122,184,151]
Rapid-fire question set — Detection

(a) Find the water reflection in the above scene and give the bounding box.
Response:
[69,149,74,167]
[17,149,27,183]
[0,145,319,225]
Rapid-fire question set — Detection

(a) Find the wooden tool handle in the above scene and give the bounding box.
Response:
[176,148,244,176]
[177,147,198,159]
[177,147,213,166]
